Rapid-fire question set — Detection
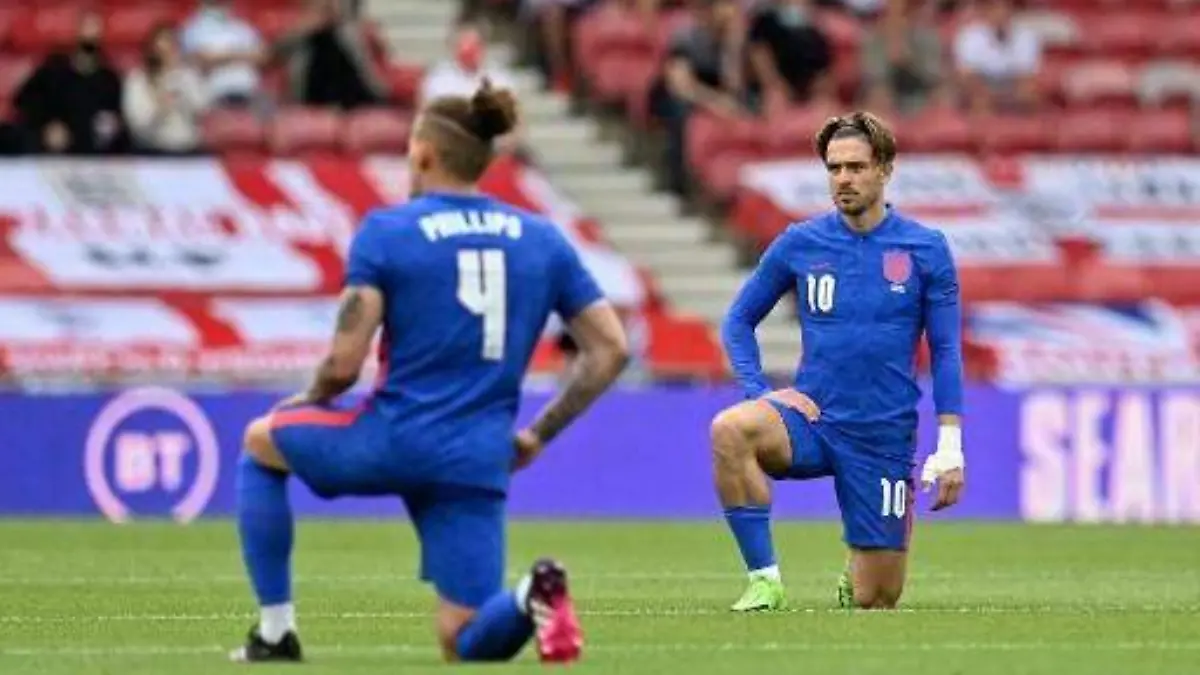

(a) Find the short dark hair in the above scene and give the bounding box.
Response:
[417,78,520,183]
[813,111,897,167]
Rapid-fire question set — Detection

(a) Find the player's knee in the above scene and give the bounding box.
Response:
[710,408,756,461]
[242,418,273,461]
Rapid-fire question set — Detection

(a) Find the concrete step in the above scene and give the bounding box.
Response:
[554,170,653,196]
[524,120,600,145]
[630,245,738,272]
[655,274,749,306]
[371,4,457,24]
[574,194,678,222]
[520,94,572,121]
[536,143,624,170]
[603,225,708,248]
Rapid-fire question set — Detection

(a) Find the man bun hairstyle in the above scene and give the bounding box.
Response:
[419,78,521,182]
[466,78,519,143]
[814,111,897,166]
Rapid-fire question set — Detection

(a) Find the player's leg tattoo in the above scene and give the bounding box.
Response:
[231,416,300,662]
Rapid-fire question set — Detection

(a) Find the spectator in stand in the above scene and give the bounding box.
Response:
[13,10,128,155]
[275,0,388,110]
[420,20,523,153]
[953,0,1042,114]
[746,0,835,115]
[123,24,210,155]
[180,0,267,108]
[652,0,748,197]
[861,0,947,115]
[521,0,601,93]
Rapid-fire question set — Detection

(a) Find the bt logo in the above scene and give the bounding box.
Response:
[84,387,219,524]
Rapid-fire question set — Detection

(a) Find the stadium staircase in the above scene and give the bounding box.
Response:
[367,0,800,375]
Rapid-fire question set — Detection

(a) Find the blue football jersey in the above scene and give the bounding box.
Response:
[343,190,604,488]
[722,207,964,453]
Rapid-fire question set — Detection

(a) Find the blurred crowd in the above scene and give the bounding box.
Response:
[0,0,528,157]
[504,0,1200,196]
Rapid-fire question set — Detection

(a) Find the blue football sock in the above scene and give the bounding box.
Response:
[455,591,534,661]
[237,454,293,607]
[724,505,776,572]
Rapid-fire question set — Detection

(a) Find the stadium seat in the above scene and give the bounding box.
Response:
[1055,109,1127,152]
[341,108,412,155]
[269,107,343,157]
[1082,12,1163,61]
[762,106,827,158]
[10,5,82,54]
[384,63,423,108]
[685,114,764,172]
[1062,60,1137,108]
[898,106,975,154]
[251,7,304,43]
[976,114,1054,154]
[0,9,16,51]
[105,6,176,51]
[200,109,265,156]
[1136,61,1200,108]
[1158,14,1200,59]
[0,57,33,101]
[1125,108,1195,153]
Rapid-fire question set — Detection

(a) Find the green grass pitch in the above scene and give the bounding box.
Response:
[1,520,1197,674]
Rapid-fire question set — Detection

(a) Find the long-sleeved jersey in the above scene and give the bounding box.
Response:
[722,208,964,455]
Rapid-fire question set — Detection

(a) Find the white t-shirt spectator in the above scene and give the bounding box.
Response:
[419,61,517,103]
[954,22,1042,83]
[123,66,209,152]
[180,8,263,102]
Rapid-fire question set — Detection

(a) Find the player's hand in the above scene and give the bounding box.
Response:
[762,389,820,422]
[512,428,544,472]
[920,449,965,511]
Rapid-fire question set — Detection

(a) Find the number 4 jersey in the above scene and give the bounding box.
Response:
[344,190,604,491]
[721,207,964,458]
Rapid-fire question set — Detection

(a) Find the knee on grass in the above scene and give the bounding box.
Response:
[852,585,903,610]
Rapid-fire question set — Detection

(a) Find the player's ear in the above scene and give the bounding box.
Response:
[878,161,894,183]
[411,138,436,174]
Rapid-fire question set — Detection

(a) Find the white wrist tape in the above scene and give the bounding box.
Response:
[935,425,964,466]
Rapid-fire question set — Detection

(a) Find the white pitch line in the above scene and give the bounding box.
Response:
[0,570,1186,586]
[2,641,1198,658]
[1,605,1196,626]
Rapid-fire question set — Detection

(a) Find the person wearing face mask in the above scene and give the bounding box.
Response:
[12,10,128,155]
[123,24,210,154]
[746,0,835,115]
[419,21,523,153]
[179,0,267,108]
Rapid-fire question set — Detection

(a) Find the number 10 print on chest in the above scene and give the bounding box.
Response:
[457,249,507,361]
[806,273,836,314]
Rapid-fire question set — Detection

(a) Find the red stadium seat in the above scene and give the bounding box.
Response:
[384,63,424,107]
[976,114,1055,154]
[200,109,265,156]
[1062,60,1137,108]
[697,151,760,203]
[898,106,975,154]
[105,5,176,51]
[1125,108,1195,153]
[1158,14,1200,59]
[0,9,17,50]
[0,57,34,101]
[762,105,827,158]
[1082,12,1164,61]
[269,107,342,157]
[250,7,303,43]
[341,108,412,155]
[1136,61,1200,108]
[1055,109,1128,152]
[685,113,764,170]
[10,5,83,54]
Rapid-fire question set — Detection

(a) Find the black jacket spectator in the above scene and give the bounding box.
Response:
[746,1,834,107]
[15,12,129,155]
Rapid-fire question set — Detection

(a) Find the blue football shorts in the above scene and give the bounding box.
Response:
[269,401,507,608]
[764,400,916,551]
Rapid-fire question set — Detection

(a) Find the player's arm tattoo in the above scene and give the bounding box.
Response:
[529,358,611,444]
[304,287,383,404]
